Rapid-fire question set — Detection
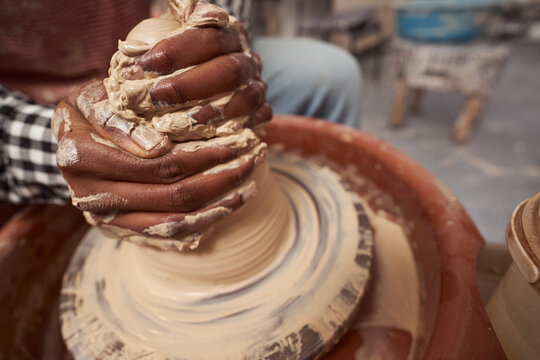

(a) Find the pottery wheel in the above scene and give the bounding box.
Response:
[60,151,374,359]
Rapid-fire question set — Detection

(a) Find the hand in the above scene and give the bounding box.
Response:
[53,13,272,248]
[140,27,269,119]
[107,18,272,140]
[53,80,266,246]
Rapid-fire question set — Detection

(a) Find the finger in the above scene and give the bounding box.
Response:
[65,128,261,183]
[69,144,266,213]
[89,180,257,238]
[191,80,266,125]
[136,27,242,75]
[150,53,259,108]
[67,80,173,159]
[68,79,108,121]
[54,102,174,183]
[89,100,173,159]
[232,19,249,40]
[243,103,273,130]
[224,80,267,119]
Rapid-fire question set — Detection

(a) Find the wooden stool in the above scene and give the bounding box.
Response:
[390,40,508,143]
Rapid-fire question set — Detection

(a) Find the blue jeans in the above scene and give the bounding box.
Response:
[252,37,362,128]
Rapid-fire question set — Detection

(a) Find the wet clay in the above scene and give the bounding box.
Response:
[1,176,421,360]
[103,0,257,142]
[345,203,420,360]
[1,114,505,359]
[58,1,417,359]
[84,0,267,249]
[60,152,374,359]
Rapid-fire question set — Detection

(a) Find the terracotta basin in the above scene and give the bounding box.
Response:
[0,115,506,359]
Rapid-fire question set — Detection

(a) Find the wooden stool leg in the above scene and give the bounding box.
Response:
[411,89,424,113]
[390,79,409,127]
[453,95,486,143]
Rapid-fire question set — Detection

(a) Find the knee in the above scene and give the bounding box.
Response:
[254,37,361,95]
[253,37,362,126]
[286,38,362,97]
[289,39,362,126]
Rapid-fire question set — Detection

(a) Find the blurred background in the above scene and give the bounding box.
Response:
[246,0,540,246]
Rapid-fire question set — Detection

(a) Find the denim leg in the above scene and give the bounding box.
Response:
[251,37,362,128]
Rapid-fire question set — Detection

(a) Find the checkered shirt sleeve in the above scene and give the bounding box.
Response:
[0,85,70,204]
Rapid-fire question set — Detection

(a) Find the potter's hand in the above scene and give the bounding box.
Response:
[109,20,272,135]
[142,27,271,128]
[53,80,265,240]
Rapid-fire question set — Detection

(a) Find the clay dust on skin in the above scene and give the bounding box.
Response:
[173,128,260,153]
[143,207,231,237]
[71,192,129,211]
[56,137,79,167]
[90,132,120,149]
[51,106,70,138]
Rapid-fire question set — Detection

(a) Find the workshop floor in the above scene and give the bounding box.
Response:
[360,43,540,245]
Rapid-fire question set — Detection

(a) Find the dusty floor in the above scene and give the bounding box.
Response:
[360,43,540,244]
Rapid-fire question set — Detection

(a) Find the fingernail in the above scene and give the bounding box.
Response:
[106,114,134,135]
[93,100,113,126]
[131,125,165,151]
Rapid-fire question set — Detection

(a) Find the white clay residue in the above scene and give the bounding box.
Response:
[51,107,68,138]
[202,143,267,176]
[143,206,231,237]
[174,128,260,153]
[71,192,128,210]
[90,133,120,149]
[77,80,105,119]
[56,138,78,167]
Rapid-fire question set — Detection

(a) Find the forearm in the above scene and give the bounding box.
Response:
[0,85,70,204]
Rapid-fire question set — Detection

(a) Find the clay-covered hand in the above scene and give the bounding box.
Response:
[138,25,271,126]
[52,80,266,243]
[53,5,272,246]
[103,12,272,147]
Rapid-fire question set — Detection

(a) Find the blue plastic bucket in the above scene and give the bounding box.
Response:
[396,0,504,43]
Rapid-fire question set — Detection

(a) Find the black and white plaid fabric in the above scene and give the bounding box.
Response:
[0,85,70,204]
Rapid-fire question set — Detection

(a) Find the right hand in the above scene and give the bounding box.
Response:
[109,13,272,139]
